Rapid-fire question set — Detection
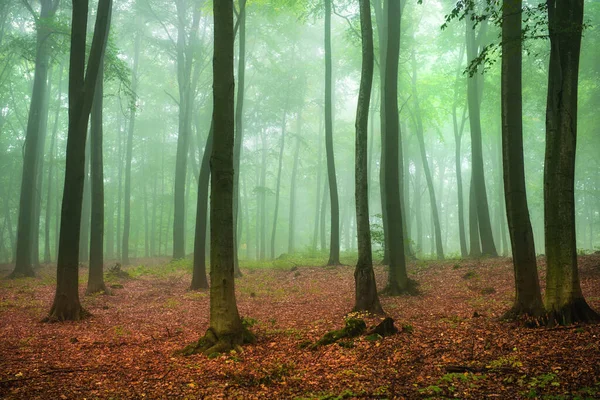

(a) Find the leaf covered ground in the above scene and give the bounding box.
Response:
[1,254,599,399]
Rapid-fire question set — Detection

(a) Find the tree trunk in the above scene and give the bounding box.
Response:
[87,7,111,294]
[501,0,543,317]
[288,110,302,254]
[312,116,324,251]
[270,100,288,259]
[465,18,497,257]
[191,122,212,290]
[468,176,481,257]
[259,129,267,260]
[544,0,598,325]
[187,0,253,354]
[232,0,247,277]
[44,63,64,264]
[383,0,410,294]
[320,179,328,251]
[324,0,340,265]
[354,0,383,314]
[46,0,111,322]
[79,142,91,263]
[12,0,57,278]
[411,50,444,260]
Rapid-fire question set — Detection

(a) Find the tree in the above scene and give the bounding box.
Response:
[45,0,112,321]
[191,122,212,290]
[465,15,497,257]
[122,27,141,265]
[270,95,289,259]
[87,1,112,295]
[324,0,340,266]
[353,0,383,314]
[183,0,254,354]
[410,48,444,260]
[543,0,599,325]
[11,0,59,278]
[383,0,410,294]
[500,0,544,320]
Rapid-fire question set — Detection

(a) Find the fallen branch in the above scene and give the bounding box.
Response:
[445,365,519,374]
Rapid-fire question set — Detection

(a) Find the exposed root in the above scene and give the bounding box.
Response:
[500,305,547,327]
[310,318,367,349]
[381,278,420,296]
[86,282,111,296]
[42,305,90,323]
[545,298,600,327]
[177,326,255,357]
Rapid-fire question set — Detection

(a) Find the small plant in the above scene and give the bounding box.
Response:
[462,270,478,280]
[481,286,496,295]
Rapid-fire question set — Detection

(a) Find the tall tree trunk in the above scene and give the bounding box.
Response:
[468,176,481,256]
[46,0,111,321]
[87,8,111,294]
[324,0,340,265]
[465,18,497,257]
[12,0,58,278]
[44,63,64,264]
[414,155,423,254]
[191,122,212,290]
[116,106,123,259]
[232,0,247,277]
[186,0,254,354]
[354,0,383,314]
[373,0,389,265]
[123,30,141,264]
[270,100,288,259]
[79,142,91,262]
[320,179,328,251]
[312,115,324,251]
[384,0,410,294]
[173,1,201,260]
[500,0,544,319]
[288,110,302,254]
[452,44,468,258]
[259,129,267,260]
[411,50,444,260]
[544,0,598,325]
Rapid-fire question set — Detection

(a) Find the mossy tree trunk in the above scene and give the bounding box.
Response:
[543,0,599,325]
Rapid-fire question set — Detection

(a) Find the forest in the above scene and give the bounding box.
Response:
[0,0,599,398]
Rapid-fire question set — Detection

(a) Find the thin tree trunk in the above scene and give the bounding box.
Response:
[122,30,141,264]
[466,18,497,257]
[270,100,288,259]
[354,0,382,314]
[44,63,63,264]
[288,110,302,254]
[312,115,324,251]
[324,0,340,265]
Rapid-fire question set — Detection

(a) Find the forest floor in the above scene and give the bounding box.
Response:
[0,254,599,399]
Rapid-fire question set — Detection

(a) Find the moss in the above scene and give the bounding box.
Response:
[310,318,366,349]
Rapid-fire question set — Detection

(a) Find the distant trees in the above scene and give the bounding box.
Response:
[46,0,112,321]
[11,0,59,278]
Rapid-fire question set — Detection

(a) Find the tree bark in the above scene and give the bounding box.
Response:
[288,110,302,254]
[544,0,599,325]
[270,100,288,259]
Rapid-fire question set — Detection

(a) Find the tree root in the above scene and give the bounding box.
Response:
[177,326,255,357]
[86,282,111,296]
[545,298,600,327]
[500,305,547,327]
[381,278,420,296]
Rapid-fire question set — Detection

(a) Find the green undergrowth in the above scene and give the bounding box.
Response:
[240,250,358,270]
